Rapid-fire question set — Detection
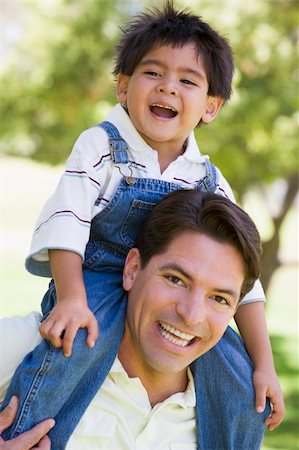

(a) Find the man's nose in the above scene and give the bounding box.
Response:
[176,293,208,327]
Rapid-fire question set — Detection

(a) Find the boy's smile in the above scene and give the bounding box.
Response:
[117,44,222,165]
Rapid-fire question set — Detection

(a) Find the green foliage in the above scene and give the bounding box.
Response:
[0,0,131,163]
[192,0,298,198]
[0,0,297,191]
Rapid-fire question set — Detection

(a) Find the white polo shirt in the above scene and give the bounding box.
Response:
[0,313,197,449]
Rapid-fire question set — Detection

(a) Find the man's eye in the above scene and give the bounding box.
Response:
[212,295,229,306]
[165,275,185,286]
[181,79,197,86]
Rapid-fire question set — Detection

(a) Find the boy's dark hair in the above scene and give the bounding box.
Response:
[136,190,262,300]
[113,1,234,101]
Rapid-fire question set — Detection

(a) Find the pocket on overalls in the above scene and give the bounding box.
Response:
[83,240,125,271]
[120,199,156,248]
[83,241,103,268]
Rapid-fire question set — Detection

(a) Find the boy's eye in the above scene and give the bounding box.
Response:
[145,71,160,77]
[181,79,197,86]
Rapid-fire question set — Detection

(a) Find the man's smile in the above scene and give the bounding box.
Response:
[159,321,196,347]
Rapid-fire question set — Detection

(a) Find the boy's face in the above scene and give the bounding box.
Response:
[120,232,243,380]
[117,44,222,154]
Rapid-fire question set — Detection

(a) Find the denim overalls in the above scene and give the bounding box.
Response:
[2,122,270,449]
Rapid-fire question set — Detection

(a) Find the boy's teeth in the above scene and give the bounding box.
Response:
[159,322,195,347]
[152,103,176,112]
[150,104,177,118]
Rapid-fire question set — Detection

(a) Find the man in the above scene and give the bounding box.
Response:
[0,190,270,449]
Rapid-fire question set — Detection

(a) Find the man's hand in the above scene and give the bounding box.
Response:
[253,369,285,431]
[0,396,55,450]
[39,300,98,357]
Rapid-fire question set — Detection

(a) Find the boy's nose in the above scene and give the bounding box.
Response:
[157,81,178,96]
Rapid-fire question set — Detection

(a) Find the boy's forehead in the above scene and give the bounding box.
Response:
[141,41,200,61]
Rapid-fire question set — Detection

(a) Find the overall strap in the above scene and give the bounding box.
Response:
[97,121,129,164]
[198,158,218,193]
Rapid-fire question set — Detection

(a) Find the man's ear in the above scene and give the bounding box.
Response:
[201,96,223,124]
[116,74,129,104]
[123,248,141,291]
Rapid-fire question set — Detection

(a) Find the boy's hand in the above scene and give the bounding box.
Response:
[253,368,285,431]
[39,300,98,357]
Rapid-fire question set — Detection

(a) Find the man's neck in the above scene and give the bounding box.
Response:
[118,342,188,407]
[138,371,188,407]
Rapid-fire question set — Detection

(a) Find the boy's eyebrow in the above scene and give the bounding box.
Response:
[139,58,206,80]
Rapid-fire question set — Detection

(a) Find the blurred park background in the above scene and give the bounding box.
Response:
[0,0,298,448]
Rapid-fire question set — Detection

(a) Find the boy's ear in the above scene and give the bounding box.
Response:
[117,74,129,104]
[122,248,141,291]
[201,96,223,124]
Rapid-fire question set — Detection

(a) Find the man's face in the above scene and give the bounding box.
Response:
[117,44,222,155]
[121,232,245,380]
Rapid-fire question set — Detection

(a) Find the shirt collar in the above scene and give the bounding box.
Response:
[105,103,205,164]
[105,104,151,152]
[111,357,196,408]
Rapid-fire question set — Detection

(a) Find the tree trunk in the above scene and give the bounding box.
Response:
[260,172,298,294]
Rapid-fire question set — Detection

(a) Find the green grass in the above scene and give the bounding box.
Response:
[262,265,299,450]
[1,156,298,448]
[263,334,299,450]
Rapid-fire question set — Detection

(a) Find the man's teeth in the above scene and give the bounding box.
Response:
[159,322,195,347]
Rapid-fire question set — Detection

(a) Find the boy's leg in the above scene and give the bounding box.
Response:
[191,326,271,450]
[1,267,126,449]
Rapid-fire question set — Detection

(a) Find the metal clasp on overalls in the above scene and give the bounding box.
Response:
[109,139,136,185]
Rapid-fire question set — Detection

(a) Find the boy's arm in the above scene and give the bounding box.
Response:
[234,301,285,430]
[39,250,98,357]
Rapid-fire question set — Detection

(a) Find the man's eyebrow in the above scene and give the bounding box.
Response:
[158,263,191,280]
[139,58,206,80]
[213,288,240,304]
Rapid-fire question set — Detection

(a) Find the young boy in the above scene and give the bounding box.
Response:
[1,2,284,448]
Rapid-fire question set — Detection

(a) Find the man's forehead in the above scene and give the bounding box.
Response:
[157,231,241,268]
[152,232,214,272]
[161,232,210,255]
[150,231,244,301]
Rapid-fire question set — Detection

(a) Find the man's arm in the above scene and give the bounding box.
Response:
[0,396,54,450]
